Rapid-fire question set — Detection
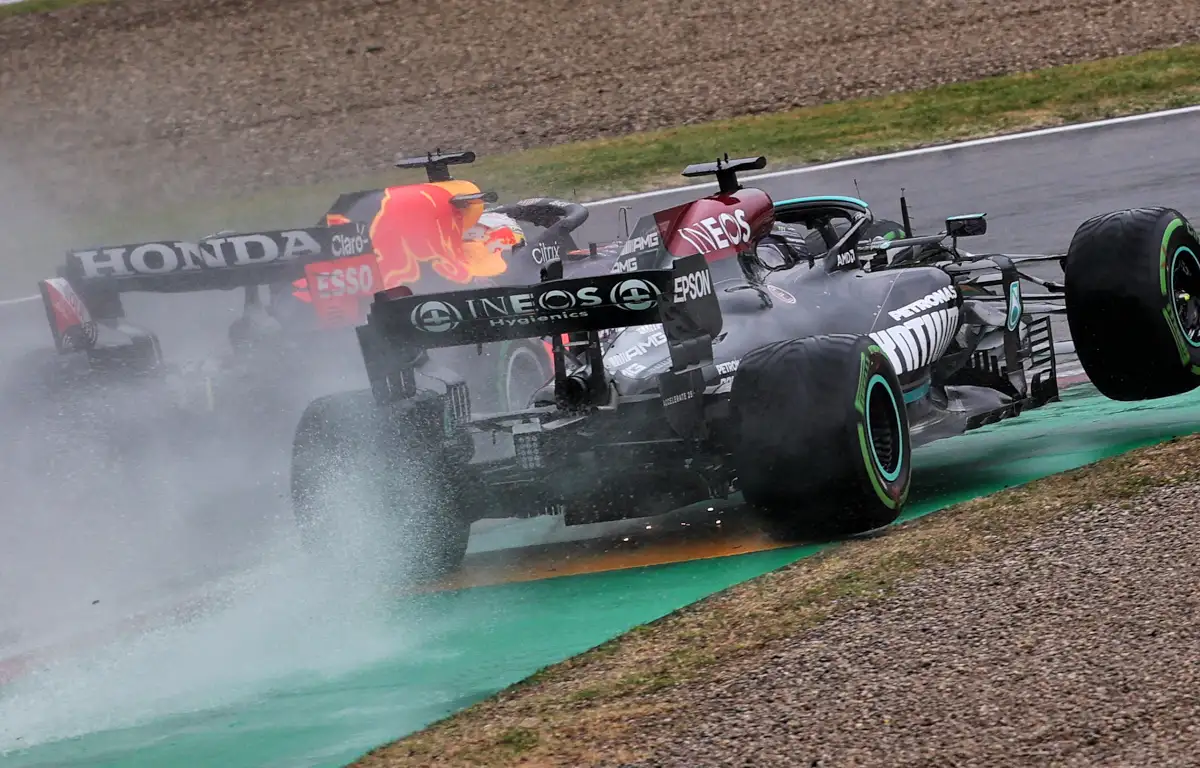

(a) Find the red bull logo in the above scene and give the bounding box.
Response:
[293,181,515,314]
[370,180,515,286]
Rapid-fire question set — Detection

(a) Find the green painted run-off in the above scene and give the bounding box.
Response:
[5,383,1200,768]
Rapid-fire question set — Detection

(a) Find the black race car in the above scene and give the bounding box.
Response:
[289,154,1200,579]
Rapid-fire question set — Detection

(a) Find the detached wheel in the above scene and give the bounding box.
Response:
[1065,207,1200,401]
[731,334,911,539]
[290,389,474,581]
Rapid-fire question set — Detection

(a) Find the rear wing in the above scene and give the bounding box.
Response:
[357,250,724,424]
[356,151,770,432]
[39,221,374,354]
[60,222,372,294]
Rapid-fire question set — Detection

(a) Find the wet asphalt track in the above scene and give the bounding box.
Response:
[3,109,1200,631]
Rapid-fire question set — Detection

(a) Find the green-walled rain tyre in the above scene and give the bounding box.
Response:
[731,334,912,540]
[1065,207,1200,401]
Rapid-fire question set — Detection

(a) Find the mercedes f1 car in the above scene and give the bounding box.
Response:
[289,153,1200,578]
[25,151,610,450]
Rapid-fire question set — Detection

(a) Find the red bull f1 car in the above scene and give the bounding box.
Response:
[27,152,608,449]
[290,154,1200,579]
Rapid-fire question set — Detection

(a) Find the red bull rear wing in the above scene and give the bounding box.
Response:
[40,222,374,355]
[61,222,372,294]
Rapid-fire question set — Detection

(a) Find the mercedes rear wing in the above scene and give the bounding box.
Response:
[357,250,724,430]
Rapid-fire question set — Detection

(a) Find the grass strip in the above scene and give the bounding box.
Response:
[65,42,1200,246]
[350,433,1200,767]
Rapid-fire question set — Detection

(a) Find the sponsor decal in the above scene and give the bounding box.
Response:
[870,305,961,374]
[767,285,796,304]
[706,358,742,395]
[835,249,857,268]
[410,285,606,333]
[887,285,957,322]
[411,300,466,333]
[606,329,668,370]
[72,229,327,279]
[304,252,384,328]
[370,182,506,288]
[618,231,660,257]
[621,362,648,378]
[612,257,640,274]
[330,224,371,258]
[611,279,661,311]
[530,242,561,265]
[1006,281,1023,331]
[312,262,377,300]
[662,390,694,407]
[672,270,714,303]
[675,209,753,256]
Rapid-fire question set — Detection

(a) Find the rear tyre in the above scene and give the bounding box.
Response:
[497,339,553,411]
[1065,207,1200,401]
[290,389,473,581]
[731,334,911,540]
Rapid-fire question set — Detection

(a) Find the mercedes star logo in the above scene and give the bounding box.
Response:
[411,300,463,333]
[611,279,660,311]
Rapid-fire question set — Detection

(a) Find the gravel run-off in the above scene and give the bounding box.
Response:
[620,484,1200,767]
[3,0,1200,215]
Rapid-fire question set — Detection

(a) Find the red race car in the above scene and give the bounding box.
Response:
[32,151,609,430]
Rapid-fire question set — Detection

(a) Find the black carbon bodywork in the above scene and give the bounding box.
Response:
[347,158,1066,528]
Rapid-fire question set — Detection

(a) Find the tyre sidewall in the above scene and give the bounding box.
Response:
[848,342,912,512]
[1066,208,1200,400]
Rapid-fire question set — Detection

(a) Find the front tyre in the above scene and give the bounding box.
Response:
[1065,207,1200,401]
[731,334,911,539]
[289,389,473,581]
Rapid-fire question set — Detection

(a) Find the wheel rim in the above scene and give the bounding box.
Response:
[865,374,903,482]
[1170,246,1200,347]
[504,346,550,411]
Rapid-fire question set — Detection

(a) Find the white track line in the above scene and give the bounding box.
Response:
[585,104,1200,207]
[3,103,1194,312]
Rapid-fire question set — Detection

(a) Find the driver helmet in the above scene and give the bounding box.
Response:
[465,211,526,256]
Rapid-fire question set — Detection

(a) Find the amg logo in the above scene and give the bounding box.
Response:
[676,209,752,255]
[673,270,713,303]
[605,329,668,369]
[612,257,639,273]
[870,306,961,374]
[888,285,957,322]
[71,229,330,279]
[618,231,660,257]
